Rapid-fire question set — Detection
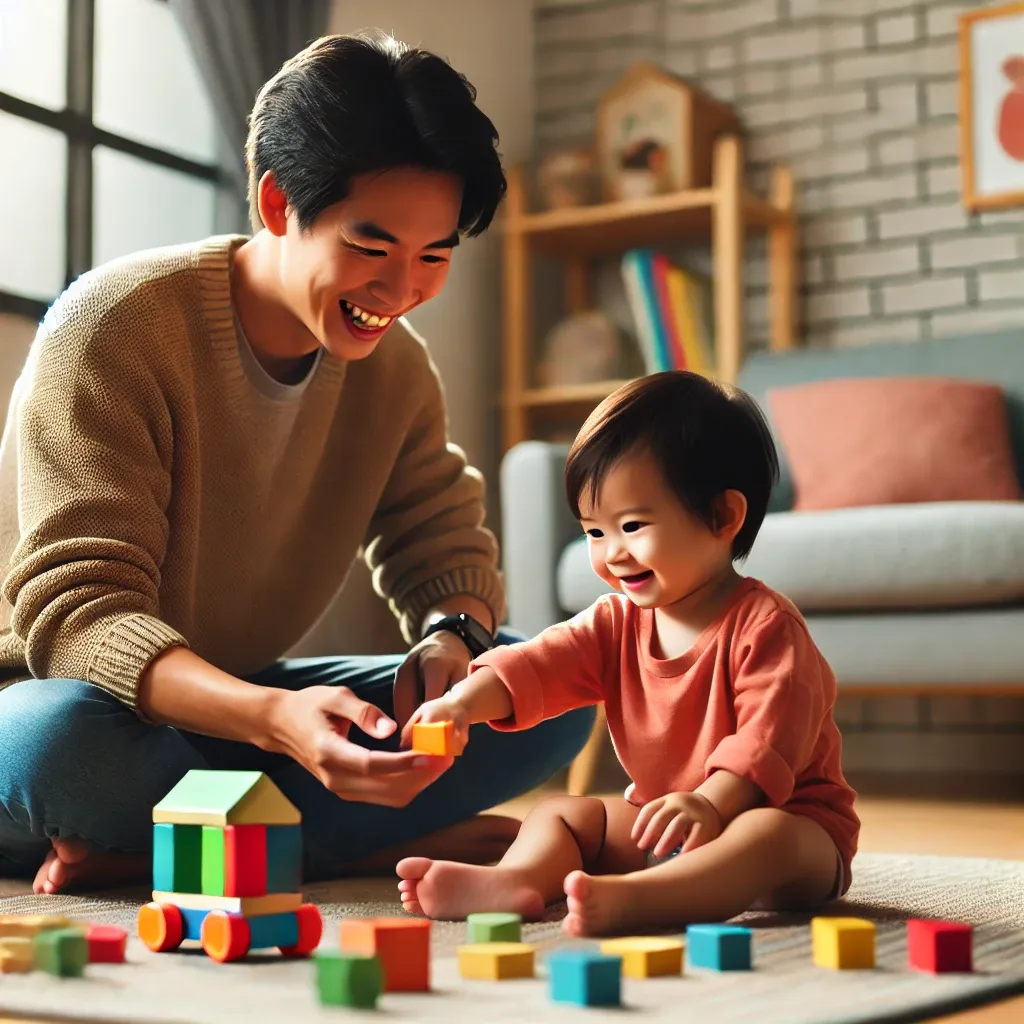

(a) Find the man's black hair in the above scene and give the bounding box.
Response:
[565,371,780,560]
[245,32,506,234]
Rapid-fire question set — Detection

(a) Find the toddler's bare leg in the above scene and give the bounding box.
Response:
[397,795,622,920]
[563,808,840,937]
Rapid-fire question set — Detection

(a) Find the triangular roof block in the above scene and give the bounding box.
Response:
[152,770,300,827]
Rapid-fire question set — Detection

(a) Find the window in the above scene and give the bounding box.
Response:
[0,0,226,320]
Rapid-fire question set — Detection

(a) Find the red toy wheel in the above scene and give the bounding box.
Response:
[137,902,184,952]
[279,903,323,957]
[201,911,251,962]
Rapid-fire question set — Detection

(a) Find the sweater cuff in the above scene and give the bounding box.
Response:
[87,613,189,709]
[396,566,506,644]
[705,733,795,807]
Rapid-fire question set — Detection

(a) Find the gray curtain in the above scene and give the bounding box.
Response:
[170,0,332,191]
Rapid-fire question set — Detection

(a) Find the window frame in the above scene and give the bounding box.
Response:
[0,0,223,320]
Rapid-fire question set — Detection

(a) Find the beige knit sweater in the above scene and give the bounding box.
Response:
[0,235,504,709]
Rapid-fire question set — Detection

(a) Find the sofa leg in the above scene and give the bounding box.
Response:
[566,704,608,796]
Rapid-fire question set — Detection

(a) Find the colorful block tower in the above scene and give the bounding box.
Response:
[137,770,322,962]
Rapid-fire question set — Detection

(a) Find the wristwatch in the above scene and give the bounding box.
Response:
[422,612,495,659]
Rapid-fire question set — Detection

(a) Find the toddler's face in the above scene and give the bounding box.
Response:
[579,450,733,611]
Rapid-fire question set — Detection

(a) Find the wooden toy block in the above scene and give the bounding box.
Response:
[316,951,383,1008]
[153,770,300,827]
[86,925,127,964]
[265,824,303,893]
[412,720,457,756]
[340,917,431,992]
[686,924,752,971]
[907,919,973,973]
[466,911,522,944]
[812,917,875,970]
[153,822,202,893]
[201,825,225,896]
[225,824,268,897]
[152,889,300,916]
[34,927,89,977]
[0,913,71,939]
[600,936,684,978]
[0,937,34,973]
[458,941,535,980]
[547,949,622,1007]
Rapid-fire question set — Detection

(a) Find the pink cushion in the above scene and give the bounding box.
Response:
[768,376,1022,511]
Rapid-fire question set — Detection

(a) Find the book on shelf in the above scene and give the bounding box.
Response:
[620,249,715,376]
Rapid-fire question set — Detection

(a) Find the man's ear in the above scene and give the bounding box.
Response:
[257,170,289,237]
[713,489,748,544]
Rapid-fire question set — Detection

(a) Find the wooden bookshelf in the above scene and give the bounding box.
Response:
[500,134,800,453]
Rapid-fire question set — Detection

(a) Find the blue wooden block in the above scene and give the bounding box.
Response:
[247,911,299,950]
[547,949,622,1007]
[686,924,752,971]
[265,825,302,893]
[153,823,202,893]
[180,906,210,941]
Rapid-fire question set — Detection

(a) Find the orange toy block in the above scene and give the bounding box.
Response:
[412,721,457,756]
[339,918,431,992]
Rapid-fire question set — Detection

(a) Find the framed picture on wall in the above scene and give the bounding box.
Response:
[959,2,1024,210]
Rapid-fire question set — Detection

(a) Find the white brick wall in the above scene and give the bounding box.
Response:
[533,0,1024,772]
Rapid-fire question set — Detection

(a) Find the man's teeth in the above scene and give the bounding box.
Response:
[342,301,391,328]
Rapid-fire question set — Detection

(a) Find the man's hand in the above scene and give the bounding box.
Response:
[393,630,473,731]
[265,685,452,807]
[631,791,723,860]
[400,692,472,755]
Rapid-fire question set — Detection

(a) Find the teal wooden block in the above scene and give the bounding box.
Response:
[316,950,383,1008]
[548,949,621,1006]
[153,822,202,893]
[467,912,522,943]
[265,824,302,893]
[34,928,89,977]
[686,924,752,970]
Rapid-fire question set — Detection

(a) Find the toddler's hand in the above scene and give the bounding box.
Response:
[400,693,471,755]
[631,791,723,860]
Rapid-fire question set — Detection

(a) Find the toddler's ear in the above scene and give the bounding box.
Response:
[713,489,747,540]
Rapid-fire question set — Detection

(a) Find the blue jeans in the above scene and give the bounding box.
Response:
[0,639,595,880]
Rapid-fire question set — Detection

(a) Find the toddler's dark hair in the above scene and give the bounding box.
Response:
[564,371,779,559]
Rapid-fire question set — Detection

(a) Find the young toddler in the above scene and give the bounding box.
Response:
[397,371,860,937]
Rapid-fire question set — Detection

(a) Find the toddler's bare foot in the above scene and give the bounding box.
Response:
[33,837,149,895]
[396,857,545,921]
[562,870,639,937]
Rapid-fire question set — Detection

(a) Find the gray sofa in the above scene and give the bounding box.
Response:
[501,329,1024,733]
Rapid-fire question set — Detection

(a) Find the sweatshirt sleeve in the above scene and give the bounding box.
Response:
[2,317,187,708]
[362,324,505,644]
[704,610,829,807]
[469,597,617,731]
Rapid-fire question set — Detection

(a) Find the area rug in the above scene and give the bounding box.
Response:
[0,853,1021,1024]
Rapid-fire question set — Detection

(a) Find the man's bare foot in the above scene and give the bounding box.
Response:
[562,870,640,937]
[342,814,522,876]
[396,857,546,921]
[33,838,150,896]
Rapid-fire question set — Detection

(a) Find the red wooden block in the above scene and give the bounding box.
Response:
[225,825,268,897]
[87,924,127,964]
[907,919,973,973]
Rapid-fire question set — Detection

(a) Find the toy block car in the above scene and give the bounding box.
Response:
[137,770,322,962]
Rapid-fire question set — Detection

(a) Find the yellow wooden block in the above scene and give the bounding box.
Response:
[600,936,684,978]
[0,936,35,973]
[0,914,71,939]
[152,890,301,915]
[458,942,535,980]
[412,721,456,756]
[812,917,875,969]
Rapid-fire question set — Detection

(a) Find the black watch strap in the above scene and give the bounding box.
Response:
[423,612,494,659]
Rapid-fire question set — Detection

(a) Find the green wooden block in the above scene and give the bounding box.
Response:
[466,912,522,943]
[152,822,202,893]
[34,928,88,977]
[201,826,225,896]
[315,950,383,1008]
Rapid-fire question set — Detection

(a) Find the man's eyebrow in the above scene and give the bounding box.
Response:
[351,222,460,250]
